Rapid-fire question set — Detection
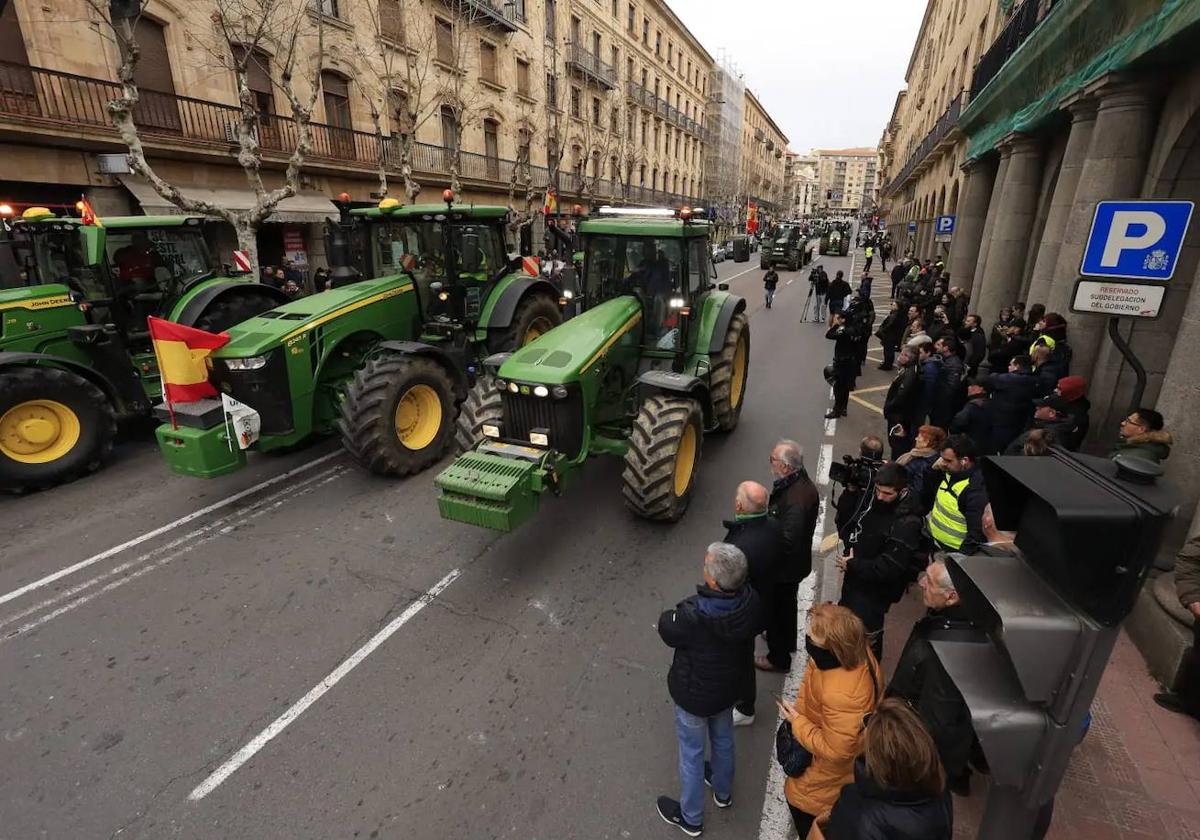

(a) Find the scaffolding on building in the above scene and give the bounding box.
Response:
[703,52,745,239]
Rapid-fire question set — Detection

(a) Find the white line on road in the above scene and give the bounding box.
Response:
[0,451,343,608]
[824,415,837,436]
[722,264,761,284]
[0,468,347,642]
[816,444,833,487]
[187,567,463,801]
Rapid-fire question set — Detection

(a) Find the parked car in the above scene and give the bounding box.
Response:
[711,242,727,263]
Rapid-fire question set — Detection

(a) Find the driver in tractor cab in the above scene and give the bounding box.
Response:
[113,231,160,287]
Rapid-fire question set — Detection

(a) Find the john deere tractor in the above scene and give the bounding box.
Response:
[818,225,850,257]
[436,207,750,532]
[760,223,812,271]
[0,210,288,491]
[155,197,564,480]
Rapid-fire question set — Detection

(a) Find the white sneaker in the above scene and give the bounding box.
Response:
[733,709,755,727]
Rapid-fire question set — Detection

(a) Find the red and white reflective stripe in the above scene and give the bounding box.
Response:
[232,250,251,272]
[522,256,540,276]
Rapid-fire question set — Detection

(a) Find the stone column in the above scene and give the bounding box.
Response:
[948,157,998,297]
[968,149,1012,312]
[1045,74,1158,364]
[1025,94,1098,308]
[975,133,1043,322]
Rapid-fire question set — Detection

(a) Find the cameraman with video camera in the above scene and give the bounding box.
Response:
[831,435,885,543]
[808,264,829,323]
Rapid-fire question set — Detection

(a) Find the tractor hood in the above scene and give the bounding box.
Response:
[213,275,413,357]
[498,295,642,386]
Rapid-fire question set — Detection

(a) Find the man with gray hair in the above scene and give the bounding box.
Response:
[657,542,765,835]
[759,440,819,673]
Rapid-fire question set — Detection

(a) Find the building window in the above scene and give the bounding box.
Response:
[484,118,499,176]
[640,67,648,88]
[516,60,531,96]
[233,45,273,120]
[389,89,410,140]
[378,0,403,42]
[639,164,645,186]
[570,86,581,118]
[640,113,647,144]
[321,71,352,129]
[642,17,649,45]
[611,45,620,73]
[441,105,458,148]
[612,0,618,16]
[667,41,673,65]
[546,0,556,41]
[547,138,559,168]
[435,18,454,64]
[626,112,634,140]
[654,30,661,57]
[480,41,498,84]
[592,96,601,126]
[518,127,531,162]
[310,0,340,18]
[627,3,635,33]
[626,58,634,84]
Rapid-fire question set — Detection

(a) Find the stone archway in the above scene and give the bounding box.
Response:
[948,179,960,214]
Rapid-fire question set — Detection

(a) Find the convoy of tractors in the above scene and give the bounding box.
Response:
[1,198,752,534]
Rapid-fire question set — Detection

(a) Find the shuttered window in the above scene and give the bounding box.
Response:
[321,71,351,129]
[436,19,454,65]
[379,0,403,42]
[480,41,497,84]
[131,18,181,131]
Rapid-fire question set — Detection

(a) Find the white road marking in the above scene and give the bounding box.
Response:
[0,451,343,608]
[187,567,463,801]
[0,468,346,642]
[824,415,837,436]
[722,264,761,284]
[816,444,833,486]
[786,278,794,285]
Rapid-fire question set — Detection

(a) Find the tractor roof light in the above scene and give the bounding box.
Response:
[443,188,455,206]
[378,197,401,213]
[338,192,352,202]
[21,207,53,220]
[678,206,693,221]
[596,206,676,217]
[0,203,13,217]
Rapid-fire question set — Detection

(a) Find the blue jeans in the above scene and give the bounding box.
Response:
[673,704,734,827]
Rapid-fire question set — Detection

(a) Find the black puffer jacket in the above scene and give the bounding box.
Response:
[986,370,1038,454]
[770,469,821,582]
[930,352,965,428]
[826,758,953,840]
[843,489,926,607]
[659,584,765,717]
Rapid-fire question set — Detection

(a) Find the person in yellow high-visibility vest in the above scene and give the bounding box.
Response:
[924,434,989,555]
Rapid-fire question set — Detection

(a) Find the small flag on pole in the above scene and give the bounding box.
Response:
[79,195,102,227]
[543,188,558,216]
[147,317,229,426]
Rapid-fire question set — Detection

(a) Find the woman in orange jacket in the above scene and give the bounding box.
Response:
[776,603,881,838]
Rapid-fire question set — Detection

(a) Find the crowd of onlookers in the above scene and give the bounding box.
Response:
[259,260,324,298]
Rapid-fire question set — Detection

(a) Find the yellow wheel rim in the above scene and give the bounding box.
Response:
[730,333,748,409]
[0,399,82,464]
[523,316,555,346]
[673,422,697,497]
[394,384,442,451]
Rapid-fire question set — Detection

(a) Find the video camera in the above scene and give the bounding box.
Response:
[828,453,882,489]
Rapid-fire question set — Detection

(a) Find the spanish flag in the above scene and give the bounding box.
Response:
[543,187,557,216]
[147,316,229,406]
[79,195,102,227]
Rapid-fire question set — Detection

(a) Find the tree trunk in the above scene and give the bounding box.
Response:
[234,221,260,277]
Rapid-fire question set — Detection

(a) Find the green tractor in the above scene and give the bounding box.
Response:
[436,207,750,532]
[155,197,565,480]
[818,226,850,257]
[760,224,812,271]
[0,211,288,491]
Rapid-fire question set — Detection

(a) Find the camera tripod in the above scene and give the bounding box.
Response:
[800,282,824,323]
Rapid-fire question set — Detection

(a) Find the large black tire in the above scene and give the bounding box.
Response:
[0,367,116,493]
[491,293,563,352]
[710,312,750,432]
[454,374,503,452]
[337,354,457,477]
[193,291,281,332]
[621,396,703,522]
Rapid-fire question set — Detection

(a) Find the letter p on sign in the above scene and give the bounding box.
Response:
[1081,201,1194,281]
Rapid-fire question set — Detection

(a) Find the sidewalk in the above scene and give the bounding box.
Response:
[824,277,1200,839]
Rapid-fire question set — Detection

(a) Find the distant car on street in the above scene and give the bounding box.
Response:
[711,242,727,263]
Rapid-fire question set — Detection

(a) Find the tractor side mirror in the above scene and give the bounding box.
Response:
[718,282,729,291]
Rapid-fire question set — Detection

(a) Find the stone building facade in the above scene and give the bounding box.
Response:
[878,0,1009,258]
[814,147,879,217]
[911,0,1200,689]
[785,152,818,219]
[0,0,717,269]
[739,89,789,217]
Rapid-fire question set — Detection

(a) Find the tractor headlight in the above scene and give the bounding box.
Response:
[533,385,549,398]
[529,429,550,447]
[508,381,519,393]
[494,378,507,391]
[561,289,575,300]
[438,291,450,301]
[482,423,501,439]
[225,355,269,370]
[551,385,569,399]
[669,297,685,309]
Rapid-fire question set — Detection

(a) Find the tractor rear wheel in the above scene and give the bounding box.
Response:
[621,395,703,522]
[0,366,116,493]
[710,312,750,432]
[193,291,281,332]
[338,353,457,476]
[455,375,503,452]
[492,294,562,351]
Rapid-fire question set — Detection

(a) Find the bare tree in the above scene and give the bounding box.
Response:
[87,0,326,272]
[435,2,493,195]
[505,102,539,240]
[356,0,439,202]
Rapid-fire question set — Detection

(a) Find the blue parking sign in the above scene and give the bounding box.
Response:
[907,221,917,232]
[936,215,956,235]
[1080,201,1194,281]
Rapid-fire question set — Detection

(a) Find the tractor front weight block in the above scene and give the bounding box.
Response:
[155,421,246,478]
[435,450,545,532]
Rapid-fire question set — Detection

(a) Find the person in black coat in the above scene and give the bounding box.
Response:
[887,558,978,796]
[847,293,876,374]
[929,335,965,429]
[883,347,921,459]
[826,271,852,324]
[950,378,995,455]
[986,318,1028,373]
[658,542,765,833]
[760,440,820,672]
[723,481,784,724]
[959,314,987,378]
[826,312,861,419]
[913,340,941,429]
[890,260,907,298]
[826,699,954,840]
[812,266,830,322]
[836,463,926,660]
[986,354,1039,454]
[875,301,906,371]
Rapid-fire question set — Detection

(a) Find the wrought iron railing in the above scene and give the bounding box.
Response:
[970,0,1060,99]
[881,90,966,195]
[566,44,617,88]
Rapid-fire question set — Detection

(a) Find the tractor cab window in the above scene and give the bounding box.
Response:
[104,228,214,293]
[27,227,107,303]
[687,237,708,293]
[372,218,442,314]
[583,234,685,350]
[449,223,504,282]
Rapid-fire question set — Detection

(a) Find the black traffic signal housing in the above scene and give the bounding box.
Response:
[931,450,1177,839]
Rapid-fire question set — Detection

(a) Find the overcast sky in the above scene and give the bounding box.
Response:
[670,0,927,153]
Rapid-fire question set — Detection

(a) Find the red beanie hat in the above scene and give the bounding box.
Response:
[1057,376,1086,402]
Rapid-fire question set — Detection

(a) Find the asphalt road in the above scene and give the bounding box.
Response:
[0,245,860,840]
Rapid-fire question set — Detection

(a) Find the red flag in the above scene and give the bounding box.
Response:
[79,195,102,227]
[147,317,229,407]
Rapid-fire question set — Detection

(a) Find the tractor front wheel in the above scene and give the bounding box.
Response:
[193,290,281,332]
[0,366,116,493]
[338,354,457,476]
[455,374,503,452]
[492,294,562,351]
[710,312,750,432]
[621,395,703,522]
